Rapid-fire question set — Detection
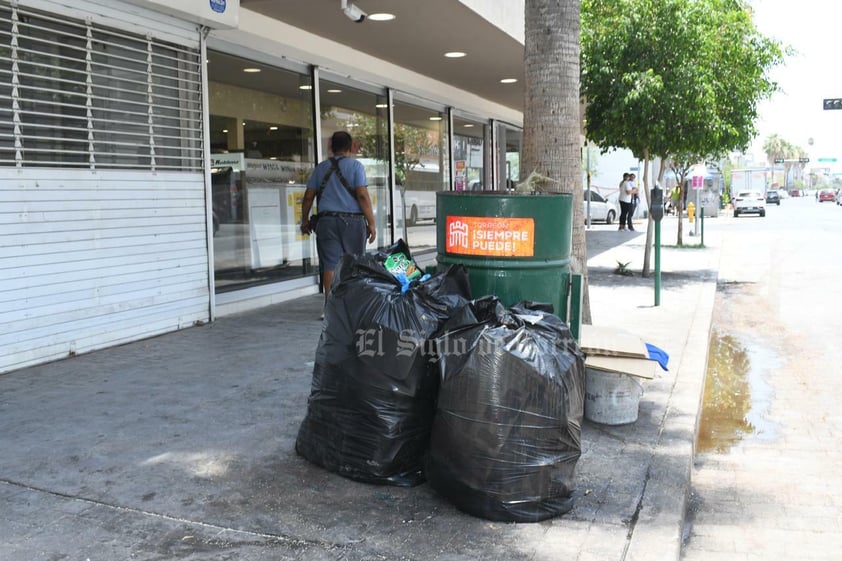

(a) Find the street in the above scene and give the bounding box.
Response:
[681,195,842,560]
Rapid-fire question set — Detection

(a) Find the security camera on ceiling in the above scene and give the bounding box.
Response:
[341,0,367,22]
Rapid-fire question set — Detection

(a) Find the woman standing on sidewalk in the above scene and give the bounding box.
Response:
[618,173,637,231]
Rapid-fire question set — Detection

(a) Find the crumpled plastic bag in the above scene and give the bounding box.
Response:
[426,297,586,522]
[295,241,472,486]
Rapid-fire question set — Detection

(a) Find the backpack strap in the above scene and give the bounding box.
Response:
[317,167,334,192]
[315,157,357,203]
[328,157,356,195]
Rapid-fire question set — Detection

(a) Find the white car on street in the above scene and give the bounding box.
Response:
[584,190,618,224]
[733,190,766,217]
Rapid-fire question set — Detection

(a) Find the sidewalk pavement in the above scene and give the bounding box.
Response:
[0,216,720,561]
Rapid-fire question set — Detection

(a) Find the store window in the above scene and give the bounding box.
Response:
[392,98,449,252]
[453,114,488,192]
[207,51,315,291]
[496,122,522,191]
[318,78,389,250]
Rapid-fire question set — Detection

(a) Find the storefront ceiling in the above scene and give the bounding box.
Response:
[238,0,526,113]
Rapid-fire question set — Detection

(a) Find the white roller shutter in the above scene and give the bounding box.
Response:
[0,0,208,374]
[18,0,201,48]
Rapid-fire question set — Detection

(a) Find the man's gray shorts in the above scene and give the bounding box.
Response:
[315,214,367,271]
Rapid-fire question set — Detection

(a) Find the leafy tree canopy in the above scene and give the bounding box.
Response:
[581,0,784,161]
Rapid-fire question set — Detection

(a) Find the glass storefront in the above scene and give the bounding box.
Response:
[453,114,489,192]
[392,97,449,252]
[497,122,523,191]
[317,77,389,251]
[207,51,316,292]
[206,48,517,295]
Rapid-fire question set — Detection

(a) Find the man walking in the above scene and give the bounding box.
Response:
[300,131,376,311]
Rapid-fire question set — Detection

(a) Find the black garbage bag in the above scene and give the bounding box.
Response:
[426,298,586,522]
[295,241,472,486]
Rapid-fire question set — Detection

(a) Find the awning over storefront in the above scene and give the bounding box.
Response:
[239,0,526,112]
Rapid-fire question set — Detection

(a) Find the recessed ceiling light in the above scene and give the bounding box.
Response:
[375,103,388,108]
[444,51,466,58]
[326,89,342,93]
[368,13,396,21]
[222,129,228,133]
[429,116,443,121]
[500,78,518,84]
[269,126,278,130]
[243,67,261,73]
[299,85,313,90]
[463,124,475,128]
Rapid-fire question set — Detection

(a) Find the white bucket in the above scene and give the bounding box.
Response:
[584,368,644,425]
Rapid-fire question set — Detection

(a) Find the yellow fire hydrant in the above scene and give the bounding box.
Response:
[687,201,695,223]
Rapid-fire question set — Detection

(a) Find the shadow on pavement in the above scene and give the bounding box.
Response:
[587,266,719,291]
[585,229,646,259]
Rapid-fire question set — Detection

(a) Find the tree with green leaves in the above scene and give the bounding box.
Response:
[762,134,807,187]
[763,133,786,170]
[721,157,735,203]
[582,0,783,257]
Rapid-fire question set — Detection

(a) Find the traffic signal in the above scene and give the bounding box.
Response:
[823,98,842,110]
[799,157,810,163]
[774,158,784,164]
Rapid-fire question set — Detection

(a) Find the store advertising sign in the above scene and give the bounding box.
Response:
[445,216,535,257]
[691,175,704,190]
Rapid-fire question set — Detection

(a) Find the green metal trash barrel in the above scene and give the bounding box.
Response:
[436,191,573,320]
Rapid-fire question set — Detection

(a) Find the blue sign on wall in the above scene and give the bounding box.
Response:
[209,0,226,14]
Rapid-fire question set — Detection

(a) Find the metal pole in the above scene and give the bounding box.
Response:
[654,219,661,306]
[700,206,705,247]
[585,142,591,229]
[692,186,700,236]
[569,273,583,341]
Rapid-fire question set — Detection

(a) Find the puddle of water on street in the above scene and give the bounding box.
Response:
[696,330,780,454]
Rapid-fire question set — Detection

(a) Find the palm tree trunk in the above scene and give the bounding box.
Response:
[523,0,590,323]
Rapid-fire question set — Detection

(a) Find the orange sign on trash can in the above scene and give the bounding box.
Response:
[445,216,535,257]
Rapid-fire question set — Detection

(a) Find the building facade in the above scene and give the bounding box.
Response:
[0,0,527,373]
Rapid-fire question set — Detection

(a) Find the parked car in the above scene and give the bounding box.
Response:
[765,189,781,205]
[818,188,835,203]
[733,190,766,217]
[789,189,802,197]
[583,190,618,224]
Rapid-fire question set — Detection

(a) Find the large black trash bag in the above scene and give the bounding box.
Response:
[295,241,472,486]
[426,297,586,522]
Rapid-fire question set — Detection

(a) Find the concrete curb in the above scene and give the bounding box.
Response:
[625,234,720,561]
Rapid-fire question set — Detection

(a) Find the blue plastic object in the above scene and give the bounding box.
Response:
[645,343,669,371]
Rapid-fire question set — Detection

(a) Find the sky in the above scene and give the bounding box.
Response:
[748,0,842,172]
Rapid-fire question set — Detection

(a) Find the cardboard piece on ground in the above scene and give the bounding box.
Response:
[585,355,658,380]
[580,324,649,359]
